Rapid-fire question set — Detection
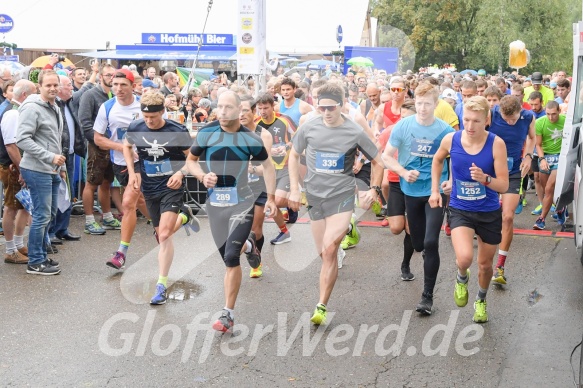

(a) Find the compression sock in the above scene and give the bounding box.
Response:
[497,250,508,268]
[118,241,130,256]
[279,224,289,234]
[402,233,414,269]
[256,236,265,252]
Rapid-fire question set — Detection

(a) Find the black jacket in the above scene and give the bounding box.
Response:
[57,98,86,157]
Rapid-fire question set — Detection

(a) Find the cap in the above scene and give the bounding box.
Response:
[478,69,486,76]
[531,72,543,84]
[441,88,456,100]
[115,68,135,83]
[550,81,557,88]
[142,79,156,88]
[506,74,516,81]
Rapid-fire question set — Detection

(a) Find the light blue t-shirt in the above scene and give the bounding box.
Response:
[389,115,454,197]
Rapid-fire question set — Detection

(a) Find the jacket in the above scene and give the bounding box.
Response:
[78,84,109,144]
[16,94,64,174]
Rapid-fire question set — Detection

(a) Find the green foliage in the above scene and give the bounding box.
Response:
[29,69,39,84]
[372,0,581,74]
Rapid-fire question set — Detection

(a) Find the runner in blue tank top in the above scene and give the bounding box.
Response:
[278,78,313,126]
[486,96,535,286]
[431,96,509,323]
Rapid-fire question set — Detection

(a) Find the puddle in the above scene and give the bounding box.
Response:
[167,280,203,301]
[122,280,203,304]
[528,289,543,306]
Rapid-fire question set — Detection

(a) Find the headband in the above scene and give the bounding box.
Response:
[141,103,165,112]
[318,93,343,106]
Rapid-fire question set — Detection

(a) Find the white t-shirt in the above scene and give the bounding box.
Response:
[1,109,19,145]
[93,97,142,165]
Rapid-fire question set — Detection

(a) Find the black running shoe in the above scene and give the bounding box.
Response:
[415,292,433,315]
[401,267,415,281]
[26,261,61,276]
[246,232,262,269]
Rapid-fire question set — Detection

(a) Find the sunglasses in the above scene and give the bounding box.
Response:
[390,87,405,93]
[317,104,340,112]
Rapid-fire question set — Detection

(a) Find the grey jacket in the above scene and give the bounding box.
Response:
[16,94,64,174]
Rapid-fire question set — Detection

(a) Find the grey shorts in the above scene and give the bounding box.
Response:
[306,191,355,221]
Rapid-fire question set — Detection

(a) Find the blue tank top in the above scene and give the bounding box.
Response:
[488,105,532,175]
[450,131,500,212]
[279,98,301,126]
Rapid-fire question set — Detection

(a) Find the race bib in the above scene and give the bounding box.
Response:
[315,151,345,174]
[456,180,486,201]
[544,154,559,166]
[144,159,172,177]
[411,138,436,158]
[507,157,514,171]
[209,187,238,207]
[116,127,128,141]
[248,172,260,183]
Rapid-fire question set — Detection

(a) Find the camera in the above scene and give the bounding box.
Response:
[52,53,66,62]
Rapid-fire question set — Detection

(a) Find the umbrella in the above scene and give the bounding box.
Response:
[347,56,374,67]
[176,67,213,88]
[297,59,336,69]
[0,61,24,73]
[30,55,75,68]
[459,69,477,76]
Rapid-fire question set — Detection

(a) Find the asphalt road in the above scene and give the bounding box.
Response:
[1,191,582,387]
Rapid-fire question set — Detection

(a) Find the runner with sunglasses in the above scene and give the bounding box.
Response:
[288,83,384,325]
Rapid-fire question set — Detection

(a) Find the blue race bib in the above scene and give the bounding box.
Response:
[209,187,238,207]
[315,151,345,174]
[411,138,436,158]
[144,159,172,177]
[456,180,486,201]
[544,154,559,165]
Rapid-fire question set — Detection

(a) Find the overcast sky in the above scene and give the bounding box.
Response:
[2,0,368,54]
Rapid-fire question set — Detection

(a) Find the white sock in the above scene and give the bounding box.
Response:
[14,234,24,248]
[103,212,114,221]
[244,240,252,253]
[5,240,15,253]
[499,250,508,256]
[86,215,95,225]
[223,307,234,319]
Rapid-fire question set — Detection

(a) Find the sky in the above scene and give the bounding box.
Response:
[1,0,368,54]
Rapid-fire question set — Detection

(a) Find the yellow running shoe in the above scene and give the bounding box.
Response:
[473,299,488,323]
[491,266,507,285]
[341,214,360,250]
[454,269,470,307]
[310,303,327,325]
[250,264,263,278]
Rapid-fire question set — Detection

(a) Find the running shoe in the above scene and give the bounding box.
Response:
[522,198,528,206]
[515,201,523,215]
[106,251,126,270]
[337,247,346,269]
[246,231,262,269]
[381,217,389,227]
[454,269,470,307]
[473,299,488,323]
[491,266,507,285]
[444,221,452,237]
[531,204,542,215]
[270,231,291,245]
[401,267,415,281]
[85,222,106,235]
[551,204,556,213]
[415,293,433,315]
[287,209,298,224]
[180,204,200,235]
[150,283,167,305]
[310,304,327,325]
[556,209,567,226]
[533,217,545,230]
[212,309,234,333]
[372,200,383,218]
[26,261,61,276]
[250,264,263,278]
[102,218,122,230]
[46,258,60,268]
[341,214,360,250]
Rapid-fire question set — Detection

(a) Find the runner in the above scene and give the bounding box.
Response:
[430,96,509,323]
[488,96,535,285]
[123,92,200,304]
[186,91,277,332]
[533,101,565,230]
[288,82,383,325]
[277,78,313,125]
[255,93,298,243]
[239,94,273,278]
[484,86,503,109]
[382,82,455,315]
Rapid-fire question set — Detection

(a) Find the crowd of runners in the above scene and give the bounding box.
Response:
[0,59,572,331]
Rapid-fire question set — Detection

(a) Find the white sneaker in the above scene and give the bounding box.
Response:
[337,247,346,269]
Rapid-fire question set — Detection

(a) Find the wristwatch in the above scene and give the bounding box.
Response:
[483,175,492,186]
[524,153,533,159]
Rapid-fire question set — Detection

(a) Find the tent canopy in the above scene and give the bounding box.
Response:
[78,45,236,61]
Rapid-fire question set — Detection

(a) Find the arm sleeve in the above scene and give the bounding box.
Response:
[1,111,18,145]
[356,130,379,161]
[93,104,107,135]
[16,105,55,164]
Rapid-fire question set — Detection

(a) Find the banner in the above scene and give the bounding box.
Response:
[237,0,266,75]
[141,33,233,46]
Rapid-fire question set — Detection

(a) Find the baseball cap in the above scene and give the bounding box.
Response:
[441,88,456,100]
[506,74,516,81]
[115,68,135,83]
[142,79,156,88]
[478,69,486,76]
[550,81,557,88]
[531,72,543,84]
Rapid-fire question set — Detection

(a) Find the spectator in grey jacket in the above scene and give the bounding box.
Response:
[16,70,66,276]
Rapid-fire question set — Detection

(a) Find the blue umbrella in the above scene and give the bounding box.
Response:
[460,69,477,76]
[0,61,24,73]
[297,59,336,69]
